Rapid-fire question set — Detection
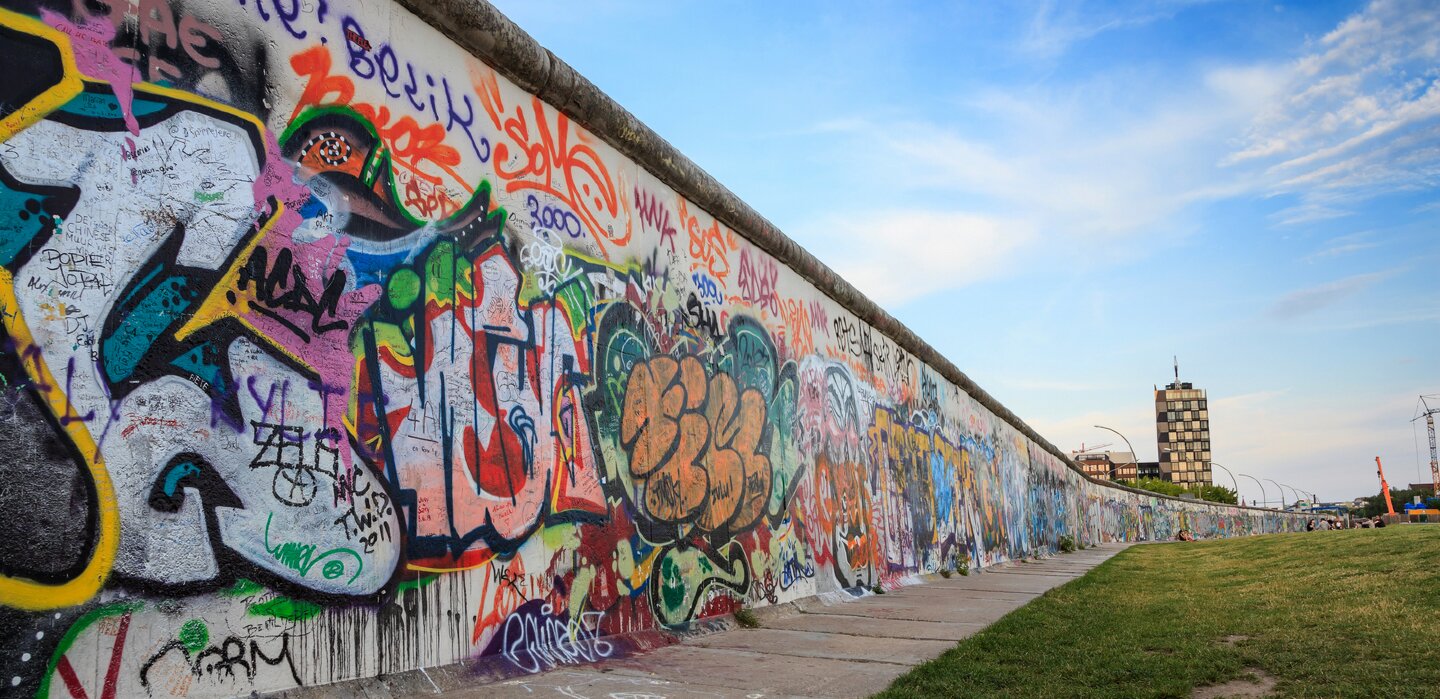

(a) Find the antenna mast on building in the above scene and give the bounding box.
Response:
[1173,356,1179,383]
[1413,395,1440,497]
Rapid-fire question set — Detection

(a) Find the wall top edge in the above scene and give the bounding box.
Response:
[397,0,1293,519]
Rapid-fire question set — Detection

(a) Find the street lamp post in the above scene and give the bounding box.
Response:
[1209,462,1241,504]
[1291,488,1310,510]
[1267,475,1301,510]
[1293,484,1312,511]
[1265,479,1289,511]
[1094,425,1139,483]
[1279,483,1304,510]
[1281,484,1313,512]
[1239,473,1269,509]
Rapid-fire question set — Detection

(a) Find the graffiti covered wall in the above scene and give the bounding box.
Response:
[0,1,1308,695]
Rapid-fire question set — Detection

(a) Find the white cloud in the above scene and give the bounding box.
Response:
[811,210,1033,306]
[790,102,1212,312]
[1019,0,1226,59]
[1266,270,1392,319]
[858,98,1252,245]
[1225,0,1440,211]
[1270,203,1354,227]
[1302,231,1380,262]
[801,0,1437,308]
[1204,64,1291,113]
[788,18,1319,308]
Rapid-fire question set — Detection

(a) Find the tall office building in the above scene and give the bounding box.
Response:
[1155,363,1211,486]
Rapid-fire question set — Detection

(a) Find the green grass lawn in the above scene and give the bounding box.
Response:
[876,526,1440,698]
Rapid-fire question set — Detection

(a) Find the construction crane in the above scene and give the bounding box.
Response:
[1376,456,1397,517]
[1075,442,1114,453]
[1414,395,1440,498]
[1072,442,1116,480]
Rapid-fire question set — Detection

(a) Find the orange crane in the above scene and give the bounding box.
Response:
[1376,456,1396,517]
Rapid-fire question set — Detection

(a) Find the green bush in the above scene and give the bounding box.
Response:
[1059,535,1077,553]
[939,568,953,578]
[733,608,760,628]
[1115,478,1237,505]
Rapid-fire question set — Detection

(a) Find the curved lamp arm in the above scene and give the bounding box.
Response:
[1209,462,1241,503]
[1264,479,1286,509]
[1094,424,1139,481]
[1238,473,1269,509]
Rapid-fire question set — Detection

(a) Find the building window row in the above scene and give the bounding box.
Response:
[1167,450,1212,460]
[1156,411,1210,422]
[1160,399,1207,410]
[1156,389,1204,400]
[1162,451,1212,462]
[1163,431,1210,442]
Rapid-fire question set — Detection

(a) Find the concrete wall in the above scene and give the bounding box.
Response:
[0,1,1308,696]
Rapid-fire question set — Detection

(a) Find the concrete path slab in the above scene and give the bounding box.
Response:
[448,543,1133,699]
[1013,566,1094,573]
[464,670,779,699]
[763,612,988,641]
[583,645,909,698]
[794,593,1032,624]
[923,573,1085,594]
[846,586,1043,604]
[977,564,1105,576]
[690,627,956,664]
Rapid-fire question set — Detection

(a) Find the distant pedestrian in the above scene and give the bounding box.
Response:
[1307,519,1316,531]
[1375,517,1387,528]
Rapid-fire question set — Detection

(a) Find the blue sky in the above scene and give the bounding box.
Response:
[490,0,1440,504]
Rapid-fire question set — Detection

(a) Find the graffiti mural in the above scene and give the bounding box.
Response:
[0,1,1309,696]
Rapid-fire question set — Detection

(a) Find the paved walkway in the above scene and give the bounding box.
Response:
[462,543,1132,699]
